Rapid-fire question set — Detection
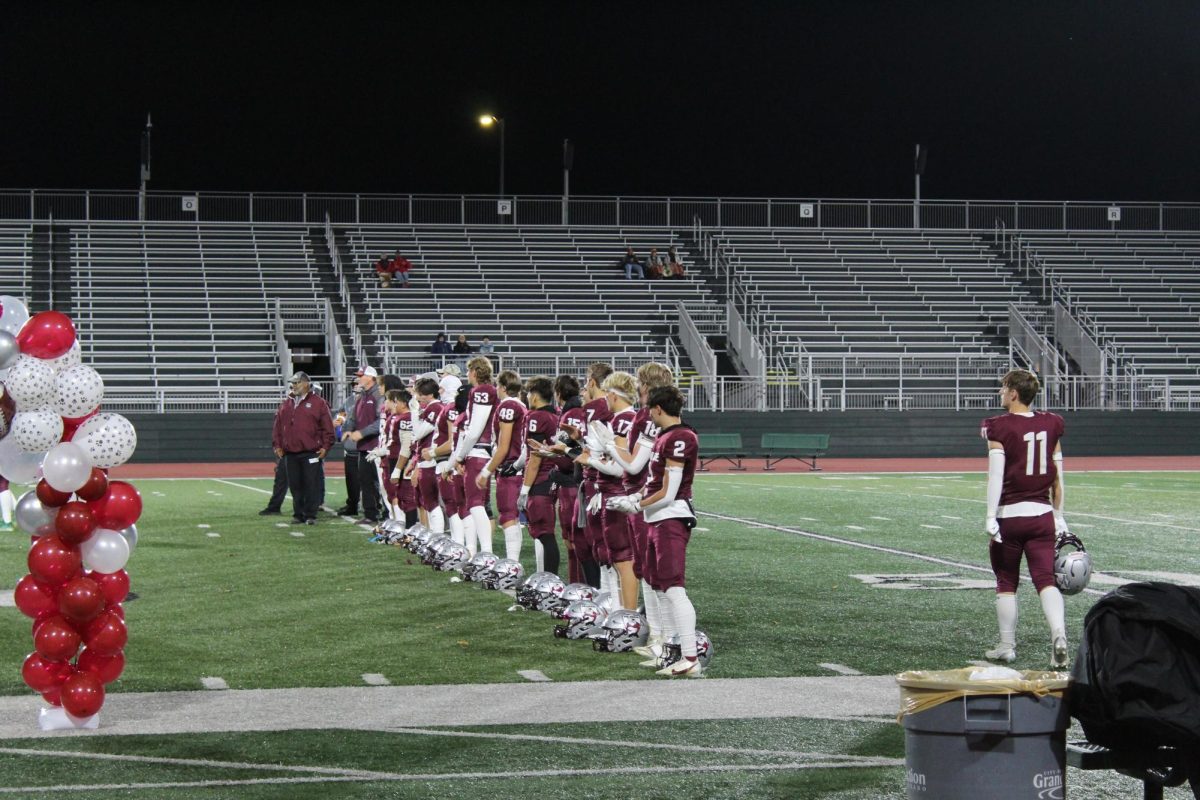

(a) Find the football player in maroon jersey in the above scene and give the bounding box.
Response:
[576,363,614,594]
[609,385,703,676]
[479,369,527,560]
[981,369,1069,667]
[518,375,562,574]
[409,378,444,535]
[384,389,418,528]
[449,356,499,556]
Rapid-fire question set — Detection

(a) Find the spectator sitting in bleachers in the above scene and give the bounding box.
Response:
[619,247,645,280]
[667,246,686,279]
[478,336,495,355]
[647,248,666,279]
[452,334,472,371]
[375,250,412,288]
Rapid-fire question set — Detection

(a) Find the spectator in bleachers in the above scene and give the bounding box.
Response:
[478,336,495,355]
[647,248,666,279]
[432,333,452,356]
[453,334,472,371]
[374,251,413,289]
[667,246,686,279]
[620,247,645,280]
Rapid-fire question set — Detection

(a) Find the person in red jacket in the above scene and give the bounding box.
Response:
[272,371,335,525]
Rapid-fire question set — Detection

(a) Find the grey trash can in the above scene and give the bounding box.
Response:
[897,669,1070,800]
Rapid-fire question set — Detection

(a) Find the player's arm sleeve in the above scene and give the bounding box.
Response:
[643,465,683,513]
[986,443,1005,520]
[411,417,435,442]
[610,437,653,474]
[398,427,413,459]
[591,457,624,477]
[453,408,490,461]
[1052,444,1065,518]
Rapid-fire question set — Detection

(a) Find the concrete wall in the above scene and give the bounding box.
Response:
[124,411,1200,462]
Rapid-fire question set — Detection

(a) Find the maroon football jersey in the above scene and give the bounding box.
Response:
[493,397,526,461]
[524,406,560,483]
[598,408,637,492]
[434,404,459,450]
[460,382,499,447]
[387,410,412,459]
[417,400,443,454]
[981,411,1064,506]
[644,424,699,504]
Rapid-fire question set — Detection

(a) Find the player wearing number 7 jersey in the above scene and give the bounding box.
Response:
[980,369,1069,668]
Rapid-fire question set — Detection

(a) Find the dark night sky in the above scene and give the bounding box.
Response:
[3,2,1199,201]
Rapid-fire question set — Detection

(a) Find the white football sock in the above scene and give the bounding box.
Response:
[598,567,612,601]
[0,490,13,524]
[665,586,697,658]
[427,507,445,536]
[534,538,545,573]
[655,589,676,643]
[996,593,1018,646]
[448,514,464,546]
[1039,586,1066,641]
[470,507,492,555]
[641,579,661,640]
[503,524,522,561]
[605,566,624,609]
[462,515,477,556]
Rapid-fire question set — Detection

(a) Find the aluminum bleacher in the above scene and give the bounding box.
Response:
[71,224,317,389]
[0,224,33,303]
[1021,232,1200,386]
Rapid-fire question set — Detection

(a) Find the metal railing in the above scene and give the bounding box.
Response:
[379,351,667,381]
[8,189,1200,231]
[676,302,717,391]
[324,216,365,369]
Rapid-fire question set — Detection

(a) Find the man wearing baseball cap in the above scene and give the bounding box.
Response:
[272,371,334,525]
[341,366,384,524]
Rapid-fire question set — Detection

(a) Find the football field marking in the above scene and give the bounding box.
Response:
[517,670,553,682]
[361,673,390,686]
[0,591,13,608]
[200,677,228,691]
[818,663,863,676]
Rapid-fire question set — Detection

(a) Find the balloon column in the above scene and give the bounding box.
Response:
[2,298,141,728]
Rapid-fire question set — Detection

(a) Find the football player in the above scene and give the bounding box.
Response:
[981,369,1070,668]
[479,369,527,560]
[409,378,444,535]
[575,363,614,594]
[518,375,562,574]
[550,375,585,583]
[448,356,498,557]
[609,385,702,676]
[384,389,418,528]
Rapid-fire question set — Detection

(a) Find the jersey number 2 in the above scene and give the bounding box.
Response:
[1023,431,1048,476]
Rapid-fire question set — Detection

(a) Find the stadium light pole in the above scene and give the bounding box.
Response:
[139,113,152,221]
[479,114,505,198]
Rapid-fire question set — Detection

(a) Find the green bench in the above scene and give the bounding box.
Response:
[761,433,830,471]
[698,433,747,471]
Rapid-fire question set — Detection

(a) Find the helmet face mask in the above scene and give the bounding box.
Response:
[462,551,499,582]
[481,559,524,590]
[554,600,608,639]
[434,542,470,572]
[1054,533,1093,595]
[593,610,649,653]
[534,577,567,614]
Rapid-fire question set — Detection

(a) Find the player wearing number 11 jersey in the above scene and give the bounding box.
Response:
[980,369,1069,668]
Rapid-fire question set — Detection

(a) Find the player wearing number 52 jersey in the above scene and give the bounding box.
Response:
[980,369,1069,668]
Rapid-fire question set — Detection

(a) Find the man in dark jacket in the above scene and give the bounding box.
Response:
[272,371,335,525]
[342,366,385,524]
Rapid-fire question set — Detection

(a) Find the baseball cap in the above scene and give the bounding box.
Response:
[437,364,462,377]
[356,366,378,378]
[288,371,311,384]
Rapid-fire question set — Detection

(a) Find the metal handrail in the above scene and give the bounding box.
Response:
[324,215,365,371]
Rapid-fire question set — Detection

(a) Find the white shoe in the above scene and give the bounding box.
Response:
[985,644,1017,663]
[657,658,702,678]
[1052,637,1070,668]
[632,639,662,659]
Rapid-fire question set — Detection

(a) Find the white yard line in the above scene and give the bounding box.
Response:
[517,670,553,682]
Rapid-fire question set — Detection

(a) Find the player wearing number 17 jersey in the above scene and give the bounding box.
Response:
[980,369,1069,668]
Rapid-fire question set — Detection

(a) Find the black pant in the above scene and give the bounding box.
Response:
[266,456,288,511]
[356,451,381,521]
[342,450,360,512]
[284,451,324,521]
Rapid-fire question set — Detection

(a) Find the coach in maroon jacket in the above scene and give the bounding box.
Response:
[272,371,335,525]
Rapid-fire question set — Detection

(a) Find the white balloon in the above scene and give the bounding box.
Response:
[119,523,138,553]
[4,355,55,409]
[42,441,93,493]
[0,434,42,484]
[0,296,30,337]
[0,331,19,371]
[14,489,57,536]
[74,412,138,469]
[81,529,130,573]
[45,340,82,373]
[54,364,104,418]
[12,406,63,453]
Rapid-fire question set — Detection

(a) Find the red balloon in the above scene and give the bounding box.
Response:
[57,577,105,624]
[74,467,109,502]
[108,603,125,620]
[87,481,142,530]
[77,648,125,685]
[61,409,99,443]
[60,672,104,718]
[22,652,74,693]
[16,311,77,359]
[84,610,127,657]
[87,569,130,606]
[34,615,82,662]
[27,536,82,586]
[36,479,73,508]
[53,502,97,546]
[42,688,63,707]
[13,574,58,619]
[32,609,57,638]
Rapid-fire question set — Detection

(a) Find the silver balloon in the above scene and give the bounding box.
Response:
[81,529,130,573]
[14,490,58,536]
[0,434,43,484]
[0,296,29,337]
[119,523,138,553]
[0,331,19,371]
[42,441,93,493]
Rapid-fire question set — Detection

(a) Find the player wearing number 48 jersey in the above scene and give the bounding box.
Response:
[980,368,1070,668]
[478,369,526,561]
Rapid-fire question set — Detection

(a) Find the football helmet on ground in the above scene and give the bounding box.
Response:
[1054,533,1092,595]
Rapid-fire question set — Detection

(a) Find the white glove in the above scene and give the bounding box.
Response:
[588,420,614,448]
[606,493,642,514]
[370,446,388,459]
[408,397,421,417]
[390,466,402,481]
[584,435,605,458]
[517,485,529,514]
[985,517,1001,543]
[478,465,492,480]
[586,492,603,515]
[366,451,381,465]
[435,460,453,476]
[1053,512,1069,536]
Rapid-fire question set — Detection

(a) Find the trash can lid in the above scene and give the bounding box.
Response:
[896,667,1070,720]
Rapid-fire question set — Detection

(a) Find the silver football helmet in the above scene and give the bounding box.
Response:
[481,558,524,591]
[516,572,557,610]
[535,576,567,614]
[462,551,500,582]
[434,542,471,572]
[419,534,451,565]
[553,600,608,639]
[593,609,649,653]
[553,583,597,618]
[1054,533,1092,595]
[409,527,435,554]
[655,630,714,669]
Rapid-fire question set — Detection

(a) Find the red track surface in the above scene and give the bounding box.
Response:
[110,455,1200,480]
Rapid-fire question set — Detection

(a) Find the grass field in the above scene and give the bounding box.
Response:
[1,469,1197,798]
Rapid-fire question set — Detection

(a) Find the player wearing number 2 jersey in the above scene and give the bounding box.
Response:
[980,369,1069,668]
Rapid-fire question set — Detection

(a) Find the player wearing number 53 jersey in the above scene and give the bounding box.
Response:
[449,356,499,557]
[980,369,1070,668]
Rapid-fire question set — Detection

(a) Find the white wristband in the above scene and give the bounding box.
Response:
[479,466,492,480]
[519,485,530,497]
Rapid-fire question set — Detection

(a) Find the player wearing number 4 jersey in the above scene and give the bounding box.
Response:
[980,369,1070,668]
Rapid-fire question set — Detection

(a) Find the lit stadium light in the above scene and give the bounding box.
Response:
[477,114,506,200]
